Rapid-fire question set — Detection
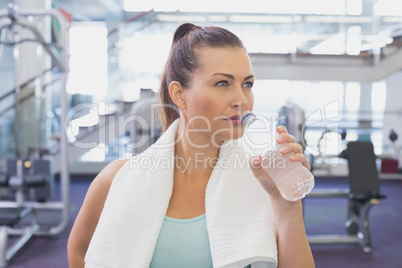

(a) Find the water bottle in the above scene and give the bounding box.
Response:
[241,110,314,201]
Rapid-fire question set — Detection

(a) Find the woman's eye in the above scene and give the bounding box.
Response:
[244,81,253,88]
[216,80,229,87]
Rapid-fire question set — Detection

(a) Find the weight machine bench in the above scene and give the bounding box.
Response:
[0,207,33,267]
[0,159,52,267]
[306,141,386,253]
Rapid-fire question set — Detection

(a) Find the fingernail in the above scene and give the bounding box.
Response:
[250,156,260,169]
[276,136,283,142]
[289,155,297,160]
[279,147,288,154]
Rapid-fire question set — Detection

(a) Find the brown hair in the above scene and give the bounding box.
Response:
[158,23,245,131]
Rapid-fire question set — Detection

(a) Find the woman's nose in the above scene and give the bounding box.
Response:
[231,87,248,108]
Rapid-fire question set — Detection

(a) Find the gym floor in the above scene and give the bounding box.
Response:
[4,176,402,268]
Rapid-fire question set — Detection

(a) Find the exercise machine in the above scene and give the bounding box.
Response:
[306,141,386,253]
[0,3,69,267]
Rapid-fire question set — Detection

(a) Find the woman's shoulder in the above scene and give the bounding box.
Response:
[90,159,128,191]
[100,159,128,178]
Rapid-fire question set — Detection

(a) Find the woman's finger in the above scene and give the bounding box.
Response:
[276,132,296,144]
[249,156,282,198]
[279,143,303,154]
[276,125,287,134]
[289,153,310,170]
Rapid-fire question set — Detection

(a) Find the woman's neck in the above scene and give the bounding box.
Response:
[174,121,222,180]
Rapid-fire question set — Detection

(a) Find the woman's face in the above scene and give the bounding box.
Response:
[181,46,255,147]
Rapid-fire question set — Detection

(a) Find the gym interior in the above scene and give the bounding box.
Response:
[0,0,401,267]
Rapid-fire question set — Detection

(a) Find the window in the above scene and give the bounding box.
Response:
[68,22,108,99]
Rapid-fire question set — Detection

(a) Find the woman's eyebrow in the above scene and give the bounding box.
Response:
[244,75,255,81]
[212,73,234,80]
[212,73,254,81]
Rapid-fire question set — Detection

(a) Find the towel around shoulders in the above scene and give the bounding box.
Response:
[85,119,278,268]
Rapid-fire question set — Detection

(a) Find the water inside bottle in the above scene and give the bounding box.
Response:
[241,111,314,201]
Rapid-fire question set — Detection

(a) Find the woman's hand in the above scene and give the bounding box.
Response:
[249,126,316,267]
[249,125,310,201]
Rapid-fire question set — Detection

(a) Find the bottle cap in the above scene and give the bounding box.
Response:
[241,110,255,126]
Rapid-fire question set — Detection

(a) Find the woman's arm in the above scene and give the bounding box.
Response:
[67,159,127,268]
[270,197,314,268]
[249,126,315,268]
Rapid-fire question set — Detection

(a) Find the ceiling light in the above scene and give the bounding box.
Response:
[305,16,372,23]
[156,14,207,22]
[229,15,296,23]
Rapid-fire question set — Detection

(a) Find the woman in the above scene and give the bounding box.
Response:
[67,23,315,268]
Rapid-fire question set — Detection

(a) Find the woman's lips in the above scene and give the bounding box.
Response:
[227,116,241,125]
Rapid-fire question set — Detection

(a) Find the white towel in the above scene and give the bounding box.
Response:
[85,119,277,268]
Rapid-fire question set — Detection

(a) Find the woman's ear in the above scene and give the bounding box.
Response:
[168,81,186,109]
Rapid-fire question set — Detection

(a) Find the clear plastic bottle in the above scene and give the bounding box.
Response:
[241,110,314,201]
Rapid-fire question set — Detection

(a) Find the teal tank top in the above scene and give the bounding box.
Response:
[149,214,213,268]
